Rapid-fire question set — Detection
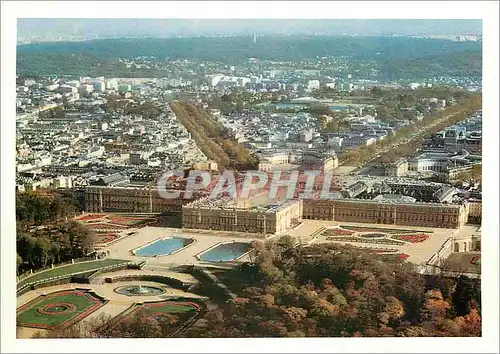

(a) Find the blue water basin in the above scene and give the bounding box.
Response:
[134,237,192,257]
[198,242,250,262]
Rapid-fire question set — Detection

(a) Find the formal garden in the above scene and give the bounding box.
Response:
[76,214,158,230]
[17,289,106,330]
[321,226,431,247]
[75,214,159,247]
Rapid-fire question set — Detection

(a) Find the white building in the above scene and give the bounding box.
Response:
[327,136,344,149]
[209,74,224,87]
[45,84,59,92]
[54,176,73,189]
[307,80,320,91]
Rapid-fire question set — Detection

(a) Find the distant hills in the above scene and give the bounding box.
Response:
[16,36,482,79]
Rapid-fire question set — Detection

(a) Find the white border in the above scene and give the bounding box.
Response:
[2,1,499,353]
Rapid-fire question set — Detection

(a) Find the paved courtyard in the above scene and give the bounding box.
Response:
[99,223,463,266]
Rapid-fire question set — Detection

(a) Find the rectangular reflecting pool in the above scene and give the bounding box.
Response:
[133,237,193,257]
[198,242,250,262]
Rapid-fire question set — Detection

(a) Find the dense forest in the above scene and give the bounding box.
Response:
[170,101,258,169]
[17,36,481,62]
[16,192,92,274]
[16,36,482,79]
[380,51,482,80]
[187,239,481,338]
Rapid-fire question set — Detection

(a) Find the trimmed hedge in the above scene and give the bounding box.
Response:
[109,275,189,291]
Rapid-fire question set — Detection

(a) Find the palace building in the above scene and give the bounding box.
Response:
[84,185,196,213]
[302,197,468,229]
[182,194,303,234]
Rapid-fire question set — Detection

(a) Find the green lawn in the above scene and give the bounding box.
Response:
[17,291,104,328]
[18,259,128,288]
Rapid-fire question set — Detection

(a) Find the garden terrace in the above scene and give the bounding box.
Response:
[17,259,129,288]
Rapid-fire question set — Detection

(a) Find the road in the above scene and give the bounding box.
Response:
[349,106,475,176]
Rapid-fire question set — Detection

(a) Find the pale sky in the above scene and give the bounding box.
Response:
[17,19,482,41]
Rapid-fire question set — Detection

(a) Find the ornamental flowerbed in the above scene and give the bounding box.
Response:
[78,214,158,231]
[326,236,405,246]
[322,228,355,236]
[109,216,157,227]
[391,234,429,243]
[17,290,106,330]
[340,225,430,234]
[92,233,119,244]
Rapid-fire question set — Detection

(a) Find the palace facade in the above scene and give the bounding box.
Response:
[302,198,468,229]
[84,186,194,213]
[182,197,303,234]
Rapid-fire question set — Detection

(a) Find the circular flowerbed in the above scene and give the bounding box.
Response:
[36,302,76,316]
[359,233,386,239]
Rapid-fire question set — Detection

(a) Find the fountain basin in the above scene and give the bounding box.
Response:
[114,285,165,296]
